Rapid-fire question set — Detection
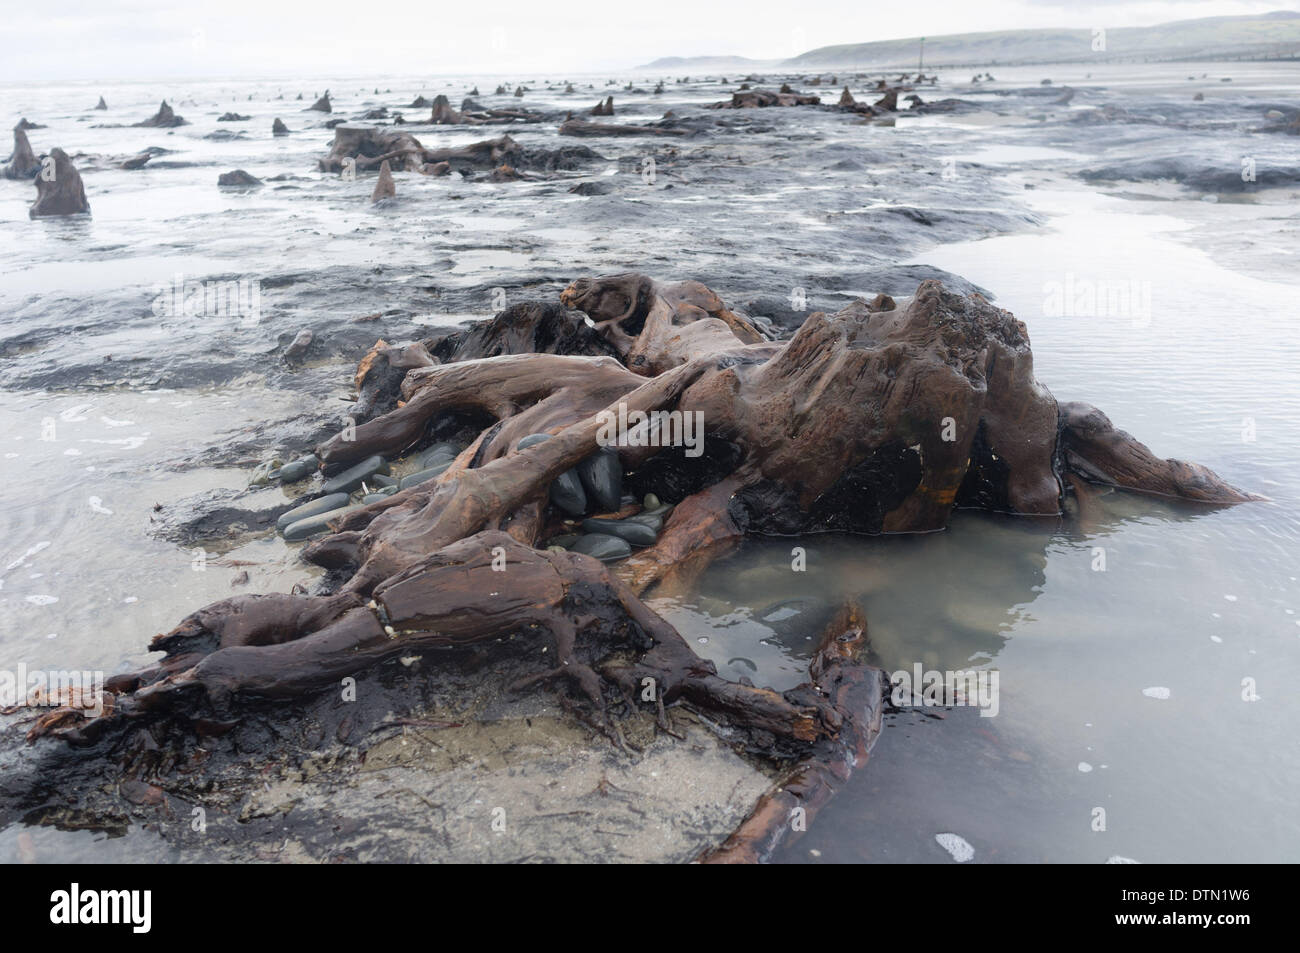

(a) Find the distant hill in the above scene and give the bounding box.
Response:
[636,12,1300,72]
[639,54,769,70]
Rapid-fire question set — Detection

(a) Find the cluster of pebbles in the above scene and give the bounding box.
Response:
[516,433,672,561]
[254,442,460,542]
[250,434,670,558]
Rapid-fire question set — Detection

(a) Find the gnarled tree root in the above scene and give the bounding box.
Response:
[698,603,886,863]
[26,271,1258,863]
[30,533,870,781]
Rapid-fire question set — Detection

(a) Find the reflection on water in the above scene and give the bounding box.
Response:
[650,513,1051,689]
[658,484,1300,862]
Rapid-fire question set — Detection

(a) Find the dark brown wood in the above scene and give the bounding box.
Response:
[698,602,886,863]
[27,270,1257,862]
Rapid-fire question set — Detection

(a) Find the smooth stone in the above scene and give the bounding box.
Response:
[399,460,452,489]
[276,492,351,532]
[419,442,460,469]
[643,493,661,509]
[516,432,588,514]
[632,502,673,522]
[282,505,358,541]
[276,453,319,483]
[321,455,389,494]
[370,473,398,488]
[362,486,399,503]
[570,533,632,562]
[283,328,312,361]
[577,447,622,512]
[550,470,588,515]
[546,534,581,549]
[623,511,665,531]
[580,518,657,547]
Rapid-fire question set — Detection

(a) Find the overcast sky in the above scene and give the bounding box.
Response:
[2,0,1295,82]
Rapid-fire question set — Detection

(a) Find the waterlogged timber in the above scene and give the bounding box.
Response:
[11,264,1253,861]
[0,63,1291,863]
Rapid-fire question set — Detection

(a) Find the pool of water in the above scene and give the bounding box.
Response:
[657,177,1300,864]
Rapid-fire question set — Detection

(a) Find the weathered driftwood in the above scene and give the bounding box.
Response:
[317,125,431,173]
[28,272,1256,861]
[318,127,595,176]
[710,89,821,109]
[429,94,460,124]
[370,159,395,202]
[2,124,39,179]
[425,93,542,126]
[874,88,899,111]
[559,118,688,138]
[134,100,186,127]
[699,602,884,863]
[29,148,90,217]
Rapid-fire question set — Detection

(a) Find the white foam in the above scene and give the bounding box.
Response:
[935,832,975,862]
[5,541,51,572]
